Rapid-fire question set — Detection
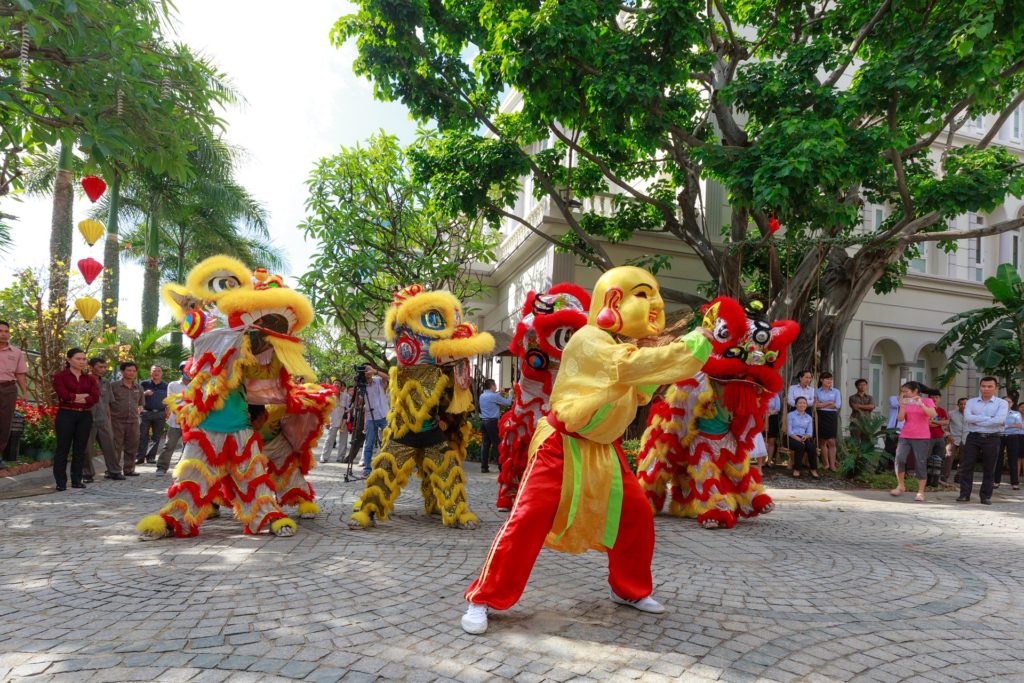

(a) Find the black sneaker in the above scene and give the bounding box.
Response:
[125,472,140,477]
[83,477,94,483]
[980,498,992,505]
[956,496,969,502]
[105,473,126,480]
[71,482,86,489]
[55,483,67,491]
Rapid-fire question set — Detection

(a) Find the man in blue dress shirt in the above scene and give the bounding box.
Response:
[478,379,512,473]
[958,377,1009,505]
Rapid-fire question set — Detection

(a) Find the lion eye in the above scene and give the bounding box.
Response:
[421,309,446,331]
[207,276,241,293]
[547,327,574,350]
[713,319,730,341]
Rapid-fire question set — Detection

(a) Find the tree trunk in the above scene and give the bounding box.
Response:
[101,171,121,330]
[141,202,160,333]
[169,245,185,349]
[48,141,75,309]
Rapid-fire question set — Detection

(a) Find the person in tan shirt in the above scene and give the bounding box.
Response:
[0,320,29,459]
[110,362,144,476]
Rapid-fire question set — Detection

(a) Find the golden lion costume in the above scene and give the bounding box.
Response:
[348,285,494,529]
[136,256,333,540]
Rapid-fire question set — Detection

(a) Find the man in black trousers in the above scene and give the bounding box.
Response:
[137,365,169,465]
[957,377,1008,505]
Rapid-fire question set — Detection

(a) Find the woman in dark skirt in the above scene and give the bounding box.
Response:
[814,372,841,472]
[51,348,99,490]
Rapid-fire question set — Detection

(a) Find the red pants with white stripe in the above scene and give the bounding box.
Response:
[464,430,655,610]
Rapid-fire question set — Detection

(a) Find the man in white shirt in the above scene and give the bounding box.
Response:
[360,366,389,476]
[957,377,1009,504]
[322,381,352,463]
[156,361,190,474]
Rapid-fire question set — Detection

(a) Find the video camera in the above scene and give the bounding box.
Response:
[353,363,369,388]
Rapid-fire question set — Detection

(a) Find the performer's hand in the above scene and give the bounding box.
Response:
[695,326,714,342]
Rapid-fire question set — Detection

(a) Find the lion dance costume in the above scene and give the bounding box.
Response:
[637,297,798,529]
[348,285,494,530]
[496,284,590,510]
[462,267,712,634]
[137,256,334,540]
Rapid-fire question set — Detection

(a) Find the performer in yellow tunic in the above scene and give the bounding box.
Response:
[461,266,713,634]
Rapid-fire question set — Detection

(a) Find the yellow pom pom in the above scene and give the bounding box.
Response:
[136,515,168,540]
[270,518,297,536]
[349,510,373,528]
[297,501,319,519]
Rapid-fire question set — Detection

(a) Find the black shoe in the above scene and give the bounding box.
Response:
[105,473,126,480]
[481,468,490,473]
[980,498,992,505]
[956,496,969,502]
[155,468,166,475]
[71,482,86,489]
[125,472,140,477]
[83,477,94,483]
[146,459,156,464]
[55,483,66,491]
[135,458,145,464]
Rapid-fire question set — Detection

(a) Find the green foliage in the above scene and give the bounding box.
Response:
[838,417,890,479]
[935,263,1024,390]
[298,132,499,366]
[335,0,1024,372]
[0,1,234,204]
[303,324,367,383]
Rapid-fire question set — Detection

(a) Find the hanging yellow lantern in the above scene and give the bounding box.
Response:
[75,296,101,322]
[78,219,105,246]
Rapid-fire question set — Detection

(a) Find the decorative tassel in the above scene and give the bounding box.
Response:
[19,28,29,89]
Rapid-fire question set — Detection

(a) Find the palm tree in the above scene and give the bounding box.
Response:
[106,138,281,341]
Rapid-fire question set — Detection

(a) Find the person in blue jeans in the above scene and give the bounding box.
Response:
[360,365,390,476]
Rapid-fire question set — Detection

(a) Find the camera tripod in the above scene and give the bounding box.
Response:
[342,380,382,483]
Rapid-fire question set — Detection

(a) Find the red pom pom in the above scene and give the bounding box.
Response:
[768,214,781,234]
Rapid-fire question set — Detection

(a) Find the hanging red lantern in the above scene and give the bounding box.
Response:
[81,176,107,202]
[77,257,103,285]
[768,213,781,235]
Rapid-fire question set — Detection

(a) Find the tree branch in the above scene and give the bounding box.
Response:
[977,91,1024,149]
[490,204,607,269]
[903,217,1024,244]
[822,0,893,88]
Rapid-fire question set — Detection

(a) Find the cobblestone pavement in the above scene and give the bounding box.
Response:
[1,447,1023,682]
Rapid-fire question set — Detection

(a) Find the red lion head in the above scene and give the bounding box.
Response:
[699,296,800,423]
[510,283,591,391]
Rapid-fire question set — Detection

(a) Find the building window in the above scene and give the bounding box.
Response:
[862,204,885,233]
[973,114,985,131]
[1013,232,1020,269]
[870,355,883,405]
[909,244,927,273]
[1013,106,1022,141]
[970,236,984,282]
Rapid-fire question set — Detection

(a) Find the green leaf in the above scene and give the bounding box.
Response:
[985,263,1022,304]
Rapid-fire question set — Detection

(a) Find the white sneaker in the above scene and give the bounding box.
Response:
[319,456,328,463]
[460,603,488,634]
[610,589,665,614]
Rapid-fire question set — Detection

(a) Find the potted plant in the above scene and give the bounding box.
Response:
[17,400,58,462]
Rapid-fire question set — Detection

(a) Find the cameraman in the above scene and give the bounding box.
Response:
[360,365,389,477]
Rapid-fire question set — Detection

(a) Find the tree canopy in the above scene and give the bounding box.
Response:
[299,132,499,367]
[335,0,1024,374]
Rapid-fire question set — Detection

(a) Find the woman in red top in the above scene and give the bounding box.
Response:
[52,348,99,490]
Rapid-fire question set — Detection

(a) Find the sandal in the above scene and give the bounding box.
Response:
[914,493,925,502]
[890,487,905,496]
[810,472,820,479]
[792,471,801,478]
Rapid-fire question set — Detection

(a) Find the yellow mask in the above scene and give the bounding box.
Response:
[588,266,665,339]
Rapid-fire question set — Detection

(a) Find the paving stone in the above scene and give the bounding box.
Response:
[2,462,1024,682]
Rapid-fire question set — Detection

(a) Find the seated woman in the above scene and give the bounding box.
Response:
[787,397,818,479]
